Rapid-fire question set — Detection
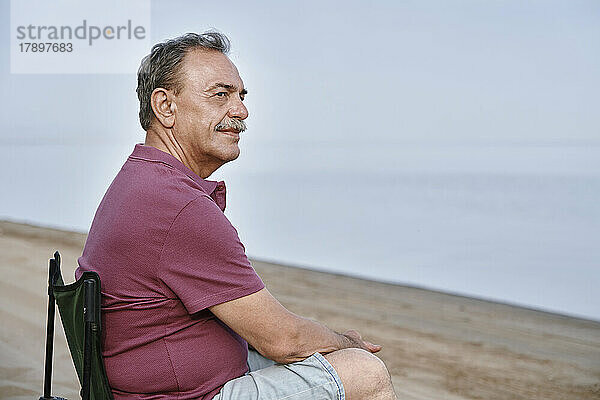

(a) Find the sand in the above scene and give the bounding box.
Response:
[0,220,599,399]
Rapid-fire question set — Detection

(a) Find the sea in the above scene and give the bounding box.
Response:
[2,143,599,321]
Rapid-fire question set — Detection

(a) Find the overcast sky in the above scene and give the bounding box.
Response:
[2,0,599,150]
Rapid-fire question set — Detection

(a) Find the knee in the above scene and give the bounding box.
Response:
[324,348,394,398]
[346,348,388,378]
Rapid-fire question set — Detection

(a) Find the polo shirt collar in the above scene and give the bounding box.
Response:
[129,144,226,211]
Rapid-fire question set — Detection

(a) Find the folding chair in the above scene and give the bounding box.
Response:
[39,251,114,400]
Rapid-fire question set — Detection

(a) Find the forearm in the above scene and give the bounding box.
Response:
[273,314,361,363]
[209,288,377,364]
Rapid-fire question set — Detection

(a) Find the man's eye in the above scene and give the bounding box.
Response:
[215,92,228,97]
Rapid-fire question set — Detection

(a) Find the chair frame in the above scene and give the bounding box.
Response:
[39,251,97,400]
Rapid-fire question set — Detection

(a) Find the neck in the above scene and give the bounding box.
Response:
[144,127,221,179]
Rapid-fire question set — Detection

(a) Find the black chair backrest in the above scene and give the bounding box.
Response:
[40,251,114,400]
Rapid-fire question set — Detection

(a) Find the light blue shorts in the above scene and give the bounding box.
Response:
[212,349,345,400]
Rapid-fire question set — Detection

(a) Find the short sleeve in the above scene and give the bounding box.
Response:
[159,195,264,314]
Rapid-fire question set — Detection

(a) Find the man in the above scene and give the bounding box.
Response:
[77,32,397,400]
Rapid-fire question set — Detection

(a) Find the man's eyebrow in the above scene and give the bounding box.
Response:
[207,82,248,95]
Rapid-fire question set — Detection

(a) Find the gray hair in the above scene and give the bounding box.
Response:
[136,31,231,131]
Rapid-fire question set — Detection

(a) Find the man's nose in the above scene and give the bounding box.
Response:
[228,97,249,120]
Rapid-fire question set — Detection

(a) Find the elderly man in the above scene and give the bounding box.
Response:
[76,32,397,400]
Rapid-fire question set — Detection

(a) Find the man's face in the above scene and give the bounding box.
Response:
[172,48,248,172]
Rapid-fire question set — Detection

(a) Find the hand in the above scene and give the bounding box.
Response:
[342,329,382,353]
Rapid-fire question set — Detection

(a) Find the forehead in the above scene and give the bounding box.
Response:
[179,48,243,91]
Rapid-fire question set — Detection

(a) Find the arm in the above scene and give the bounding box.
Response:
[209,287,381,364]
[159,197,378,363]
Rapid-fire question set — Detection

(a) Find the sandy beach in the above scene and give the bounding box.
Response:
[0,220,598,399]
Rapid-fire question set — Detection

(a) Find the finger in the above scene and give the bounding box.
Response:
[344,329,360,339]
[365,341,382,353]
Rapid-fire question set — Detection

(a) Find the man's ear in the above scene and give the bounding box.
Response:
[150,88,176,128]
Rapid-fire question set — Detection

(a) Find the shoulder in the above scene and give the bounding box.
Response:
[168,194,236,244]
[109,157,213,217]
[122,157,206,198]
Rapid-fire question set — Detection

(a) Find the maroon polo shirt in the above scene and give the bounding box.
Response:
[76,144,264,399]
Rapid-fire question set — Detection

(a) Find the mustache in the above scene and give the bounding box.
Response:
[215,118,247,133]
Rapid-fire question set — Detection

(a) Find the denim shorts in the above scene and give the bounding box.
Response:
[211,349,345,400]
